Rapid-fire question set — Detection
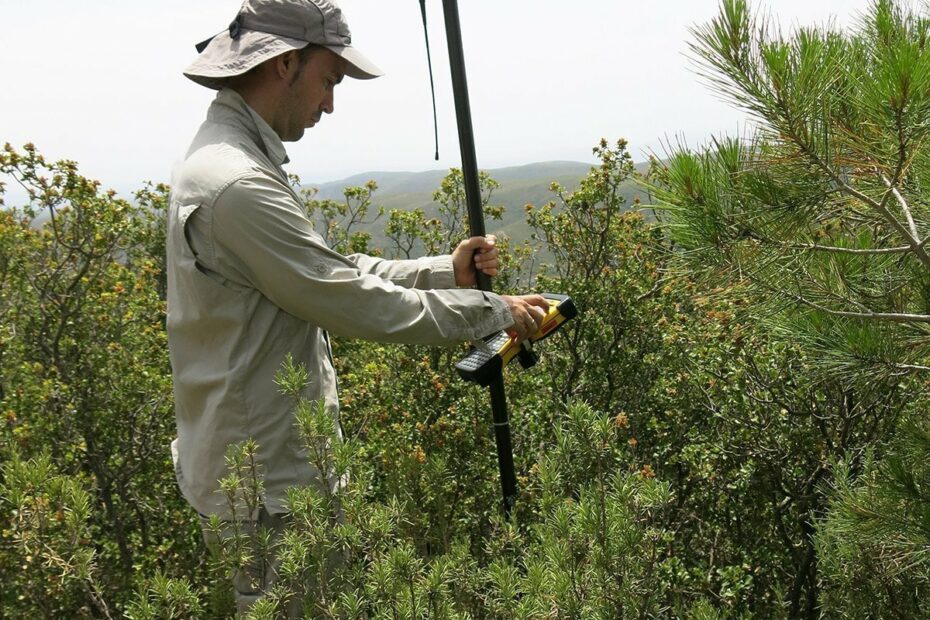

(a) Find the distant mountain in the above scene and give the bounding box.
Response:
[305,160,651,250]
[307,161,595,200]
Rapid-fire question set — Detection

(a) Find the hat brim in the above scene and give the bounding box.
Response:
[184,30,308,90]
[185,30,383,90]
[325,45,383,80]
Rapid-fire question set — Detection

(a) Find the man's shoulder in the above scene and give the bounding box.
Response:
[172,120,285,206]
[172,139,256,203]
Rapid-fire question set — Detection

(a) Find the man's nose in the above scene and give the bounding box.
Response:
[322,91,334,114]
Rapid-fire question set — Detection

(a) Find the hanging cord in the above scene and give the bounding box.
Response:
[419,0,440,160]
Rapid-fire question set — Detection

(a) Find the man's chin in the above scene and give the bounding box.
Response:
[283,127,306,143]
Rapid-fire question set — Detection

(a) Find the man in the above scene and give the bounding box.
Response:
[167,0,549,611]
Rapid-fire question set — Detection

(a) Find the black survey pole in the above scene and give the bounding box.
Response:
[441,0,518,516]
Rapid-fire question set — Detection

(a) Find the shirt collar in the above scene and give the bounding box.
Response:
[209,88,290,166]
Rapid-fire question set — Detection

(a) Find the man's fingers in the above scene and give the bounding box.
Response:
[475,250,500,269]
[475,250,500,275]
[502,293,553,342]
[518,299,547,338]
[527,304,547,327]
[464,234,496,252]
[453,236,501,286]
[464,237,483,251]
[474,241,500,277]
[524,294,550,313]
[475,246,499,261]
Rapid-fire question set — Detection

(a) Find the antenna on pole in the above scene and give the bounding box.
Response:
[419,0,440,160]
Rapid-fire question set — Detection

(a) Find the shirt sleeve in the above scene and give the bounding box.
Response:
[344,253,457,290]
[209,174,512,344]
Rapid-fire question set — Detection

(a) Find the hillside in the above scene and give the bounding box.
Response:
[305,160,651,248]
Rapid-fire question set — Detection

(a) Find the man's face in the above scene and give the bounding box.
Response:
[278,48,346,142]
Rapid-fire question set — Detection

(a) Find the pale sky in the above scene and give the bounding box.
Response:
[1,0,867,200]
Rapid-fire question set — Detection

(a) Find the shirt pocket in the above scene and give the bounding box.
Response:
[176,202,250,295]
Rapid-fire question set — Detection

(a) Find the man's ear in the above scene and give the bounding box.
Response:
[274,50,301,80]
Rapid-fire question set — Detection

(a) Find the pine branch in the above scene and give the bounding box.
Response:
[795,138,930,270]
[892,363,930,372]
[739,261,930,327]
[782,242,912,255]
[783,289,930,324]
[881,174,920,240]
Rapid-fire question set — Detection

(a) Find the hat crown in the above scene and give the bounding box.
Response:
[184,0,382,89]
[238,0,352,47]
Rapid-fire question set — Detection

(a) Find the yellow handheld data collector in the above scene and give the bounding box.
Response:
[455,293,577,386]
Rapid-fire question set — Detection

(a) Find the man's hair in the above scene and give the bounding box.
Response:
[290,44,323,85]
[291,43,323,86]
[297,44,322,65]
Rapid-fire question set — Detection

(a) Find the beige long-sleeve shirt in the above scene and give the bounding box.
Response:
[167,89,511,519]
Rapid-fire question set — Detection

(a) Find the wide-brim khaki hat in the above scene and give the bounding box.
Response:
[184,0,383,90]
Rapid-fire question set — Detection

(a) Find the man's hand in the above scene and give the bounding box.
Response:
[500,294,549,342]
[453,235,500,287]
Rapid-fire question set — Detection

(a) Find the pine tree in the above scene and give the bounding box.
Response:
[651,0,930,614]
